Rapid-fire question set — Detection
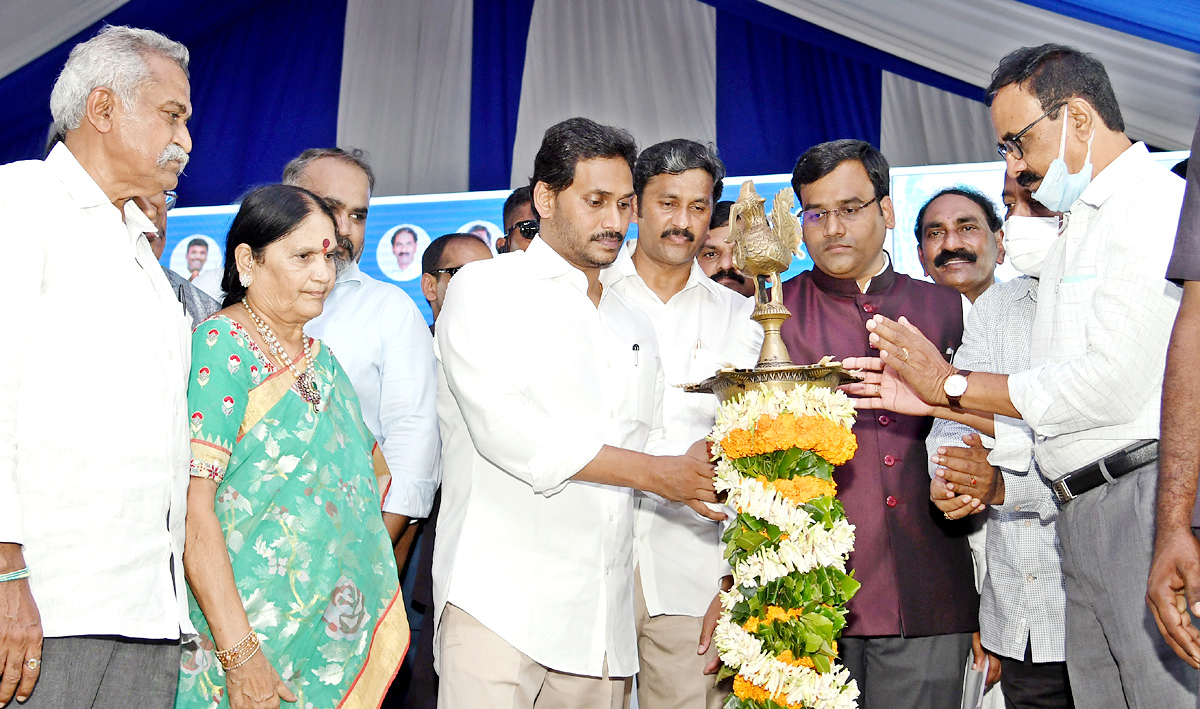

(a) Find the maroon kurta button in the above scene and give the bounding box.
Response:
[878,415,890,426]
[863,303,876,313]
[886,495,898,507]
[883,454,896,466]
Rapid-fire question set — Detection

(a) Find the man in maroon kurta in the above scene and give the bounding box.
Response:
[779,139,978,708]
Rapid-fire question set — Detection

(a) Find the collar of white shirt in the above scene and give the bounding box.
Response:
[601,239,726,304]
[338,259,366,287]
[1076,142,1153,211]
[525,235,594,296]
[46,143,157,242]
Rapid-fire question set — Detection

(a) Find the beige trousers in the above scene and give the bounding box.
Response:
[623,569,728,709]
[438,603,628,709]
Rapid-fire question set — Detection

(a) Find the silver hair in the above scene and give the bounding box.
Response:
[49,25,189,133]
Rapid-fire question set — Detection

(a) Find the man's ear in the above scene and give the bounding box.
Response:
[532,181,555,221]
[420,273,439,304]
[85,86,119,134]
[917,244,930,277]
[495,236,508,253]
[880,195,896,230]
[631,195,639,225]
[995,228,1006,265]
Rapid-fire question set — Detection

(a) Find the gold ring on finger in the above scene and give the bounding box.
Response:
[970,476,977,486]
[943,512,952,520]
[901,347,910,362]
[25,658,40,671]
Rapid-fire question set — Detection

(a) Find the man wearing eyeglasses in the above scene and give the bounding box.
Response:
[499,185,538,253]
[853,45,1193,708]
[777,139,976,708]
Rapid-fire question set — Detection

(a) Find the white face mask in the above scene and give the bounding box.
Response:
[1003,215,1061,277]
[1031,115,1095,213]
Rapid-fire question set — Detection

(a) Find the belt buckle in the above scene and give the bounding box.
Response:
[1052,476,1075,504]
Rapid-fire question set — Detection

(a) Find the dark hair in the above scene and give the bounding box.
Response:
[282,147,376,192]
[792,139,889,205]
[710,200,733,229]
[985,44,1124,132]
[391,227,417,248]
[220,184,337,307]
[422,233,482,275]
[187,237,208,250]
[502,185,533,228]
[633,139,725,208]
[530,117,637,195]
[914,187,1003,245]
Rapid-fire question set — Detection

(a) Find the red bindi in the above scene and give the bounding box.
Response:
[322,238,331,253]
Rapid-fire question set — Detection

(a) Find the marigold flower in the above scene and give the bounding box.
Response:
[733,675,803,708]
[764,475,838,505]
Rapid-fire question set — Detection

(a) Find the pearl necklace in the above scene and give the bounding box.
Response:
[242,297,322,409]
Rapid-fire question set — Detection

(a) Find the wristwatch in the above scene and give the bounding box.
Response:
[943,370,972,411]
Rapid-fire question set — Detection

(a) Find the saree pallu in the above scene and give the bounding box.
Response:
[177,316,408,709]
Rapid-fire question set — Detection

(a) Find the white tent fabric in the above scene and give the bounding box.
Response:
[881,71,999,167]
[337,0,473,196]
[762,0,1200,149]
[0,0,127,80]
[510,0,717,187]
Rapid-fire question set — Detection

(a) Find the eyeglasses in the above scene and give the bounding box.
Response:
[800,197,879,228]
[508,219,538,240]
[996,102,1066,160]
[429,266,465,278]
[164,190,178,211]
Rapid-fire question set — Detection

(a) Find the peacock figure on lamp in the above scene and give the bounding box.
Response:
[726,180,803,369]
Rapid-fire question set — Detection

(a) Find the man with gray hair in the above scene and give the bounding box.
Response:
[284,148,439,572]
[0,25,194,708]
[601,139,762,709]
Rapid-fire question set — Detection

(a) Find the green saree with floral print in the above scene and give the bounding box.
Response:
[177,315,408,709]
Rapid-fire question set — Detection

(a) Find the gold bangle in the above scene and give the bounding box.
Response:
[215,630,260,670]
[223,641,261,671]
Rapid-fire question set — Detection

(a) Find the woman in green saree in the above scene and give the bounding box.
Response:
[177,184,408,709]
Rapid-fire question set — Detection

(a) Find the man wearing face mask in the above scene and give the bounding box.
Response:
[847,45,1192,708]
[921,175,1074,709]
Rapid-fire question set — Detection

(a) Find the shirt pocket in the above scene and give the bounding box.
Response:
[1052,275,1098,344]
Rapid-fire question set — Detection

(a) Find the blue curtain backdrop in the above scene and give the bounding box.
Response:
[714,10,883,178]
[704,0,983,179]
[1015,1,1200,54]
[0,0,346,208]
[468,0,536,191]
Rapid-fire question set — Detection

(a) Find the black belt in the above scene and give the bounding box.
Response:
[1051,440,1158,504]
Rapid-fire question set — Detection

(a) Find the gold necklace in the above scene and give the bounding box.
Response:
[242,297,322,409]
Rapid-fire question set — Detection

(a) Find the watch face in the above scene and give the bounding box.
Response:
[944,374,969,398]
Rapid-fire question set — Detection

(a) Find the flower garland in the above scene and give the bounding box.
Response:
[712,384,861,709]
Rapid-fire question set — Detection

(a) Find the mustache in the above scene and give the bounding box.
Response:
[590,230,624,242]
[1016,170,1041,188]
[933,248,978,268]
[710,268,746,285]
[661,227,694,242]
[157,143,189,172]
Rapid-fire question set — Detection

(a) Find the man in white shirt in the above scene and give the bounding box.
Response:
[283,148,439,567]
[433,117,723,709]
[915,186,1006,313]
[0,26,195,708]
[858,44,1195,707]
[600,139,761,709]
